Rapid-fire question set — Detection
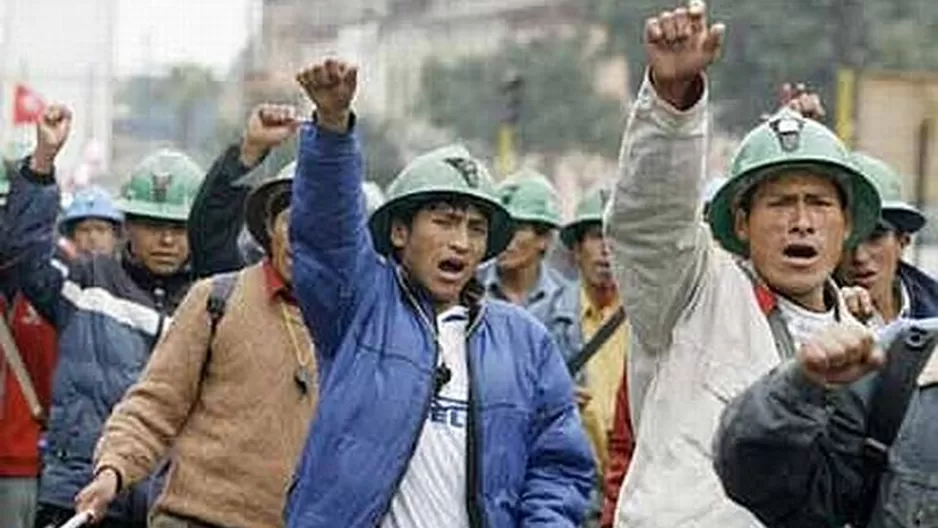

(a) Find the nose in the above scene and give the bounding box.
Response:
[449,224,471,254]
[789,202,816,235]
[852,241,872,265]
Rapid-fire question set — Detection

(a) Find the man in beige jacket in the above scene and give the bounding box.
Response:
[73,158,317,528]
[604,1,881,527]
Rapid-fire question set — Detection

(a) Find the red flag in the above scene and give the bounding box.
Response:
[13,84,45,125]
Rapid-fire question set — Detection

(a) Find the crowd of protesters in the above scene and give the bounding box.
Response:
[2,1,938,527]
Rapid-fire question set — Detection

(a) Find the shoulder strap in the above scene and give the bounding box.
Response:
[735,260,799,360]
[867,324,937,449]
[855,324,938,526]
[567,306,626,376]
[0,316,44,422]
[203,272,239,378]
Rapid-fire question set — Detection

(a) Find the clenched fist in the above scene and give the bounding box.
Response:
[296,58,358,134]
[780,83,826,121]
[74,468,120,524]
[798,321,884,387]
[645,0,724,109]
[241,104,299,167]
[30,104,73,175]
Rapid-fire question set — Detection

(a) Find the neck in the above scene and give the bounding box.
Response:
[498,262,541,305]
[785,285,828,313]
[585,281,618,309]
[873,279,901,323]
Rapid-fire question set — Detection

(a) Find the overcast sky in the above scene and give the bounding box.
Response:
[115,0,254,76]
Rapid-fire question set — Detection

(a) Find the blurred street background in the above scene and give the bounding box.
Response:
[2,0,938,271]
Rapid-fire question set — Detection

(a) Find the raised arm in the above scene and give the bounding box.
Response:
[290,59,380,356]
[188,104,296,277]
[604,2,724,352]
[2,105,76,326]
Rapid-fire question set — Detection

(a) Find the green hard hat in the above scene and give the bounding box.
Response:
[560,186,610,249]
[117,149,204,222]
[368,144,512,260]
[708,109,881,256]
[850,152,925,234]
[497,168,562,228]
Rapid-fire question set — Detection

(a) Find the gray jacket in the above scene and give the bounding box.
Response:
[714,318,938,528]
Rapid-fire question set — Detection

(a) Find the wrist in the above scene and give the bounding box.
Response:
[239,140,268,168]
[29,150,56,175]
[95,466,123,494]
[314,110,351,134]
[650,70,704,111]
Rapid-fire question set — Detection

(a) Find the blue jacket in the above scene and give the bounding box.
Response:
[1,165,191,522]
[900,261,938,319]
[285,123,594,527]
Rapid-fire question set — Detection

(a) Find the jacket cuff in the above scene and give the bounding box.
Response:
[93,463,125,494]
[780,361,829,407]
[19,157,56,186]
[632,69,709,133]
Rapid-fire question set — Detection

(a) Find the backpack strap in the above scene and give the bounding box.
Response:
[735,260,799,360]
[567,306,626,376]
[854,324,938,524]
[202,272,239,378]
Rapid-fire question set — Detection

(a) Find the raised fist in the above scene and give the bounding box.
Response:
[780,82,826,121]
[798,321,884,387]
[295,58,358,133]
[241,103,299,167]
[645,0,724,108]
[31,104,73,175]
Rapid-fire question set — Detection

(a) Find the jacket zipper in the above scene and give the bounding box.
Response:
[465,309,485,528]
[373,270,487,526]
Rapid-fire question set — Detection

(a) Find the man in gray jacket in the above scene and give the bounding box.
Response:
[714,316,938,528]
[603,1,880,526]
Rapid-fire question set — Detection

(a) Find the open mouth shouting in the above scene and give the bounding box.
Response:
[781,243,820,268]
[437,257,469,282]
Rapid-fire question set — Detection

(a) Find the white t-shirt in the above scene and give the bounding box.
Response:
[776,294,837,349]
[382,306,471,528]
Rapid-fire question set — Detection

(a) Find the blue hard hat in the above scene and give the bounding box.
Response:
[60,186,125,234]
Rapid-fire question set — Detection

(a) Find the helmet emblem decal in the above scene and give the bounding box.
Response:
[151,171,173,203]
[500,184,520,205]
[445,157,480,188]
[771,115,804,152]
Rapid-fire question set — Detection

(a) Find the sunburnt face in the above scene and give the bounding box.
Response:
[839,225,908,306]
[573,224,614,290]
[70,218,119,256]
[391,200,489,310]
[496,222,550,273]
[126,218,190,276]
[735,170,850,309]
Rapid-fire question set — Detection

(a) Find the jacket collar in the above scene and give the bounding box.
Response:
[394,263,485,331]
[121,243,193,312]
[480,261,563,306]
[898,261,938,319]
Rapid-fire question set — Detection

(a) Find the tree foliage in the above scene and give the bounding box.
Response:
[418,36,623,161]
[587,0,938,133]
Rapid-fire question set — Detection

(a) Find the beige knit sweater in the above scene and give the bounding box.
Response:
[95,263,317,528]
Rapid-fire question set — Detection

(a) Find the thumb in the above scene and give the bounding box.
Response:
[703,23,725,54]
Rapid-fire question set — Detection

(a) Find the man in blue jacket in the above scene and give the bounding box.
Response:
[285,58,594,528]
[838,152,938,325]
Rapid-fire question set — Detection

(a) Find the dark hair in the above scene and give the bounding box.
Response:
[389,194,496,229]
[736,169,849,217]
